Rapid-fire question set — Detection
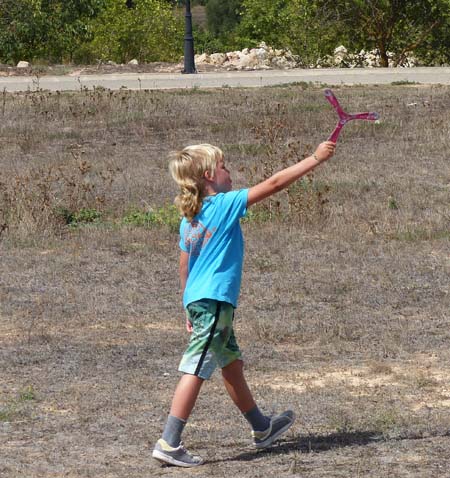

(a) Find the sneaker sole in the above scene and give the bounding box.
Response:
[254,414,296,449]
[152,449,204,468]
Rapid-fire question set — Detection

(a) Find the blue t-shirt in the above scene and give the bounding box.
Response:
[179,189,248,308]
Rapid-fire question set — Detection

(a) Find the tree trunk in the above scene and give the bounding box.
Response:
[379,43,389,67]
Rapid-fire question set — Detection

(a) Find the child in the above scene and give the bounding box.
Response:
[153,141,336,467]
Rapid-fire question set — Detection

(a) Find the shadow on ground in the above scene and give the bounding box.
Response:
[209,430,382,464]
[220,429,450,464]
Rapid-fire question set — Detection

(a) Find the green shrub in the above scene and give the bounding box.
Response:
[88,0,183,63]
[122,205,180,232]
[238,0,338,66]
[205,0,243,37]
[0,0,105,64]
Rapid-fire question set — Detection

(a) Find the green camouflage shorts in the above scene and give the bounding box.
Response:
[178,299,242,380]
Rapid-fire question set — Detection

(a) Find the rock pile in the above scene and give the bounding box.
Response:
[195,42,299,70]
[316,45,417,68]
[195,43,417,70]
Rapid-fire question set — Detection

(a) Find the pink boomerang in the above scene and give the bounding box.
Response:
[324,89,380,143]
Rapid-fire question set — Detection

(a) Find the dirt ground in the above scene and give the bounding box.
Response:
[0,84,449,477]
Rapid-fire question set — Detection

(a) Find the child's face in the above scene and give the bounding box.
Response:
[212,158,232,193]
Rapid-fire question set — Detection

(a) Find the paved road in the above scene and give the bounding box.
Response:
[1,67,449,92]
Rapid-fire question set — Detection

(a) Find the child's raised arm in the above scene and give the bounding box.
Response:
[247,141,335,208]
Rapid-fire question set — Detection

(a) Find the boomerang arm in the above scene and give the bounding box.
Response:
[349,112,380,121]
[324,89,348,120]
[328,123,344,143]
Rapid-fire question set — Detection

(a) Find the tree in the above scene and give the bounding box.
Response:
[237,0,450,66]
[238,0,340,65]
[0,0,106,64]
[316,0,450,66]
[41,0,107,62]
[89,0,183,63]
[205,0,243,36]
[0,0,45,63]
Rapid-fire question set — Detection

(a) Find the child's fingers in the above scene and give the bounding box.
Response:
[315,141,336,162]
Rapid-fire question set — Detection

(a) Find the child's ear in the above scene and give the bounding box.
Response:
[204,169,214,181]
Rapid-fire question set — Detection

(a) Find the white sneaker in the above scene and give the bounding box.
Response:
[152,438,204,467]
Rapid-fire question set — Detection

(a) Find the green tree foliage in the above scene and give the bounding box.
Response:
[0,0,45,63]
[315,0,450,66]
[205,0,243,36]
[237,0,450,66]
[89,0,183,63]
[191,0,248,53]
[0,0,181,64]
[42,0,107,62]
[238,0,340,65]
[417,4,450,65]
[0,0,105,64]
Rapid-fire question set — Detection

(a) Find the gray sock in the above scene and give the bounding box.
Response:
[162,415,186,448]
[243,405,270,432]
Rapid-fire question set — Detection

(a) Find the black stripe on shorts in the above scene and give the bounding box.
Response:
[194,302,222,377]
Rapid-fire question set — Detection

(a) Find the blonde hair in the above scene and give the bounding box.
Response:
[169,144,223,221]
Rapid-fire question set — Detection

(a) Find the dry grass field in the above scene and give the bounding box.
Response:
[1,83,449,477]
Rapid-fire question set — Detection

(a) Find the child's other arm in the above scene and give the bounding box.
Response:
[179,251,193,333]
[179,251,189,295]
[247,141,335,207]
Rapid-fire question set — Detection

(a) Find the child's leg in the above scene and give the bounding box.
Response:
[221,359,255,413]
[170,373,204,420]
[222,359,270,432]
[154,373,205,467]
[160,374,203,448]
[222,359,296,448]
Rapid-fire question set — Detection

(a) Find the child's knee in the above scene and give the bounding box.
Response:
[222,358,243,375]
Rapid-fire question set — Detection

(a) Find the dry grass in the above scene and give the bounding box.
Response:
[0,84,449,477]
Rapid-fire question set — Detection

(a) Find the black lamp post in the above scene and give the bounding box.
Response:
[182,0,197,74]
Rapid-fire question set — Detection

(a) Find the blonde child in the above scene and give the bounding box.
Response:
[153,141,335,467]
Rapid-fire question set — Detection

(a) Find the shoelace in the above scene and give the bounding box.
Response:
[178,442,194,458]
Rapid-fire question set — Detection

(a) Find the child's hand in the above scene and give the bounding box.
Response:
[186,318,193,333]
[314,141,336,163]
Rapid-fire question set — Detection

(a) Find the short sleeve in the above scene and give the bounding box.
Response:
[219,189,248,225]
[179,218,189,252]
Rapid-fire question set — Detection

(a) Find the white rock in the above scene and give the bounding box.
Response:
[271,56,294,69]
[210,53,227,65]
[195,53,210,64]
[258,41,269,50]
[334,45,348,55]
[128,59,139,65]
[254,48,268,61]
[235,51,259,69]
[17,61,30,68]
[226,51,240,62]
[284,50,297,62]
